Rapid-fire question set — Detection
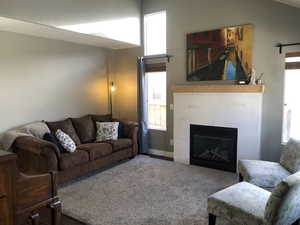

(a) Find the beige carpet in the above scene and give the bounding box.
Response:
[58,155,237,225]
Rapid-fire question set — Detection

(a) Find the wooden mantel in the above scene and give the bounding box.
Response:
[171,85,264,93]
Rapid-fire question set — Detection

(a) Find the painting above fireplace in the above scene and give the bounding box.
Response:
[190,124,238,172]
[186,24,253,81]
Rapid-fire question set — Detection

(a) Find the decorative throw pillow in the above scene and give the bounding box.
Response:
[96,122,119,142]
[280,138,300,173]
[118,122,125,138]
[55,129,76,153]
[43,133,66,153]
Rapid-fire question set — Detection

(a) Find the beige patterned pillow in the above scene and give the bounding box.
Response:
[96,122,119,142]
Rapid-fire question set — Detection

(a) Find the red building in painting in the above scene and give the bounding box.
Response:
[187,29,226,76]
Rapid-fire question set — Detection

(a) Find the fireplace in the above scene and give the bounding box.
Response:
[190,124,237,172]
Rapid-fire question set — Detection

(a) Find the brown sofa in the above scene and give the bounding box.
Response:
[12,114,139,185]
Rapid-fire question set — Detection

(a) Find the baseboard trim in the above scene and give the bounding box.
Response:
[149,149,173,159]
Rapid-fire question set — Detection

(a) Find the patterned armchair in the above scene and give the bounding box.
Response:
[239,138,300,190]
[207,172,300,225]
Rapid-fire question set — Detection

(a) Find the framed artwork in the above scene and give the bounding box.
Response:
[186,24,254,81]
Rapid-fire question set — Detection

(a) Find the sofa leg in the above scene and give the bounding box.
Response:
[208,213,216,225]
[239,173,243,182]
[292,219,299,225]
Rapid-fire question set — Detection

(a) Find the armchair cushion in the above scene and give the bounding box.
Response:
[208,182,270,225]
[280,138,300,173]
[46,118,81,146]
[71,115,95,143]
[239,160,290,189]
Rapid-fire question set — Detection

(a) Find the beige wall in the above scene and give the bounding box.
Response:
[109,47,142,121]
[0,31,109,132]
[113,0,300,160]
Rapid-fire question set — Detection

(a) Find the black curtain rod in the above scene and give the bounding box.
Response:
[276,43,300,54]
[140,54,174,62]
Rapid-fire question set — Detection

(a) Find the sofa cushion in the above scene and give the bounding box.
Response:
[265,171,300,225]
[280,138,300,173]
[208,182,270,225]
[77,143,112,160]
[90,114,112,123]
[106,138,132,152]
[59,150,89,170]
[71,115,95,143]
[239,160,291,189]
[46,118,81,146]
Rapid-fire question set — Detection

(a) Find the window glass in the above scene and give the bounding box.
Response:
[146,72,167,130]
[144,11,166,56]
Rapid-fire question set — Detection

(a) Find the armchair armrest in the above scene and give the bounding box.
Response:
[12,136,60,174]
[113,119,139,156]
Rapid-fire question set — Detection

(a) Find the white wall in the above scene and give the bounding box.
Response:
[0,31,109,132]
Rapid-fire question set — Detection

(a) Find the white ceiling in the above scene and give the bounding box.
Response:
[0,17,138,49]
[274,0,300,8]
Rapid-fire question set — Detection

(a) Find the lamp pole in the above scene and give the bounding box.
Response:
[110,82,115,115]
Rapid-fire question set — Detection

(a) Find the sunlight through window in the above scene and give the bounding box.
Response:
[282,54,300,143]
[59,17,140,45]
[144,11,166,56]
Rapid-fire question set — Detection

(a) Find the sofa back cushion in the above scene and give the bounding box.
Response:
[46,118,81,146]
[71,115,95,143]
[264,171,300,225]
[280,138,300,173]
[90,114,112,123]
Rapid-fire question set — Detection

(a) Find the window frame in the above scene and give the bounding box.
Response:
[282,52,300,144]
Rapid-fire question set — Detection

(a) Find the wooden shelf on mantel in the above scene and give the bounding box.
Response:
[171,85,265,93]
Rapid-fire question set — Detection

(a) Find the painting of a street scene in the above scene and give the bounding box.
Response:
[187,24,253,81]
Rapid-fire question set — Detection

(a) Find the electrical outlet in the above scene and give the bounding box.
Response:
[170,139,174,146]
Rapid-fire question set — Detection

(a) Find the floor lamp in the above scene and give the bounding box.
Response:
[109,82,116,115]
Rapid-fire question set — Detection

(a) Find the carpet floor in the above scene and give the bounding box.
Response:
[58,155,237,225]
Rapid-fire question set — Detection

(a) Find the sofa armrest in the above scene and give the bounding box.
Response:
[113,119,139,156]
[12,136,60,174]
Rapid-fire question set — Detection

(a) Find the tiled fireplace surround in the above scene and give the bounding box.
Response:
[172,85,264,172]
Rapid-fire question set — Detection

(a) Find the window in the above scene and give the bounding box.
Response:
[146,72,166,130]
[144,11,167,131]
[282,53,300,143]
[144,11,166,56]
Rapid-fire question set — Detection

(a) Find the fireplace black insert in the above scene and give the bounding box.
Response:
[190,124,237,172]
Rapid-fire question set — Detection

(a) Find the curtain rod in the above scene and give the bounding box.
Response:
[276,43,300,54]
[140,54,174,62]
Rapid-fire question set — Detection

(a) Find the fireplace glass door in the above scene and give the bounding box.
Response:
[190,124,237,172]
